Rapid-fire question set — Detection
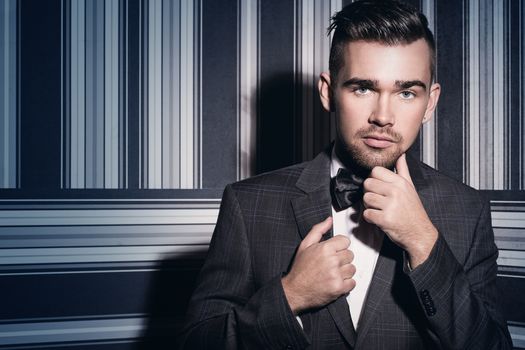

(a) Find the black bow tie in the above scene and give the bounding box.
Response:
[330,168,365,211]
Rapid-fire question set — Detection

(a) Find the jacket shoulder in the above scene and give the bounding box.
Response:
[416,160,487,208]
[229,161,309,194]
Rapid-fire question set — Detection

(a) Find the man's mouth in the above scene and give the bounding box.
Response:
[362,134,396,149]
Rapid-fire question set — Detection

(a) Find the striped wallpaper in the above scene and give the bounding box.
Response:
[296,0,340,162]
[0,0,16,189]
[418,0,437,167]
[0,200,217,265]
[492,200,525,349]
[466,0,525,190]
[62,0,200,189]
[0,198,219,348]
[1,0,525,349]
[1,1,525,190]
[5,0,524,190]
[238,0,257,179]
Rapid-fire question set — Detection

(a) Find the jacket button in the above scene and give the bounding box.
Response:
[427,306,436,316]
[419,290,436,316]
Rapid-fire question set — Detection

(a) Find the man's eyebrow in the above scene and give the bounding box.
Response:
[341,78,378,89]
[395,80,427,90]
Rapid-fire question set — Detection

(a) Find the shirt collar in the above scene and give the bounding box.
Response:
[330,146,346,178]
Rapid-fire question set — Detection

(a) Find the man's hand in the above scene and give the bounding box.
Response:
[282,217,356,315]
[362,153,438,268]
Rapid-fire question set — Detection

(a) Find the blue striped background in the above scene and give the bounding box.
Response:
[1,0,524,348]
[0,0,16,189]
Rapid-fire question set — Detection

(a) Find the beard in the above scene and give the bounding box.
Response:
[335,125,405,178]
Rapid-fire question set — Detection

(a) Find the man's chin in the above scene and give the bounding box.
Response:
[356,157,397,171]
[350,148,401,171]
[335,140,402,174]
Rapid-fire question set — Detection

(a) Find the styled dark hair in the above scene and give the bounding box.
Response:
[328,0,435,81]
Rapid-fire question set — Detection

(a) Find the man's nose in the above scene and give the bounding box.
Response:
[368,95,394,126]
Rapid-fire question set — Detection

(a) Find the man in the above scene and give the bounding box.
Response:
[180,1,512,348]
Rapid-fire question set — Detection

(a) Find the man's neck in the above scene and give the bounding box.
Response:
[333,140,371,180]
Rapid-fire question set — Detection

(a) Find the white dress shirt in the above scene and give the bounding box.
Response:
[330,150,384,330]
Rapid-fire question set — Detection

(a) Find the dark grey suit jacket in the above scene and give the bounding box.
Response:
[180,148,512,349]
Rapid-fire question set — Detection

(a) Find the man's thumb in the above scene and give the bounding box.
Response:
[300,216,332,250]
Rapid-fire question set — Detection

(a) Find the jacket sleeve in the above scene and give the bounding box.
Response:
[179,185,310,349]
[405,199,513,349]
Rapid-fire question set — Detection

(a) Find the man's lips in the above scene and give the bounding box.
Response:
[362,135,396,149]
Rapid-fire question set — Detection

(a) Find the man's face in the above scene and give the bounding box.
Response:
[319,39,440,171]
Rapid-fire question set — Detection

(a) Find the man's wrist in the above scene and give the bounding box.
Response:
[281,275,302,315]
[406,226,438,269]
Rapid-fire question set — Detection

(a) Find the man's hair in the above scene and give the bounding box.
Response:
[328,0,436,81]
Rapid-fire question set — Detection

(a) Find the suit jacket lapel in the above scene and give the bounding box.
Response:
[292,147,333,240]
[291,147,357,347]
[354,153,430,347]
[353,237,399,348]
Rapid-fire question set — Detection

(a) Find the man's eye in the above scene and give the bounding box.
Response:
[400,91,416,99]
[354,87,371,95]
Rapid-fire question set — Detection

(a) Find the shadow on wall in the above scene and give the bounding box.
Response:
[135,256,202,349]
[256,72,330,174]
[257,72,302,174]
[137,73,327,348]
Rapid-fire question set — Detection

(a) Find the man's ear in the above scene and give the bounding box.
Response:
[422,83,441,124]
[318,72,333,112]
